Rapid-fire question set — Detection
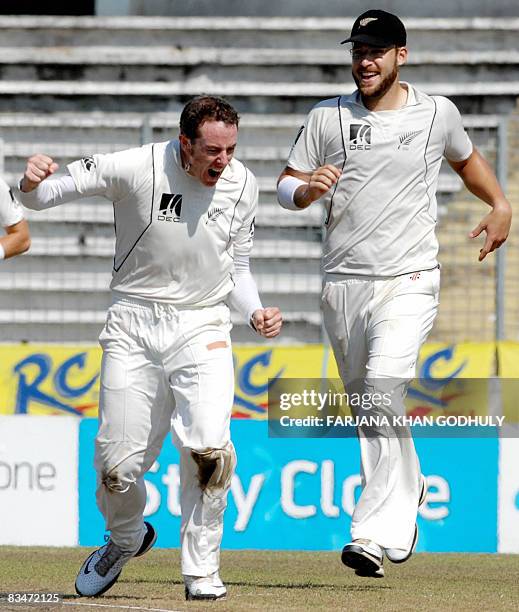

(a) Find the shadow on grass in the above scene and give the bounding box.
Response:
[225,580,391,592]
[120,579,391,592]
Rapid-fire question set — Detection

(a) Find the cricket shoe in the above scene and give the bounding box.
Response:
[184,572,227,601]
[385,475,427,564]
[75,521,157,597]
[341,539,384,578]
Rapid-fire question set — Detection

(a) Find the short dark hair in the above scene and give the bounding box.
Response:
[180,95,239,141]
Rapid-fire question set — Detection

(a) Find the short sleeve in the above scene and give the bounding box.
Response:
[436,96,473,162]
[67,146,146,202]
[287,103,330,173]
[0,177,23,227]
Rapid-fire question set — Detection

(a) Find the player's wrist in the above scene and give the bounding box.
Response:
[19,177,36,193]
[491,199,511,213]
[277,175,308,210]
[250,312,259,332]
[250,308,265,334]
[295,185,316,209]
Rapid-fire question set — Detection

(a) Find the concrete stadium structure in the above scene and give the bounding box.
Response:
[0,15,517,343]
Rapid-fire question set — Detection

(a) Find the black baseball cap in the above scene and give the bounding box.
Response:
[341,9,407,48]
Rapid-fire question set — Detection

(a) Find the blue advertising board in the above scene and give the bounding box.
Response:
[79,419,498,552]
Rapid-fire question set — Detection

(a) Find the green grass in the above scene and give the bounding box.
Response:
[0,547,518,611]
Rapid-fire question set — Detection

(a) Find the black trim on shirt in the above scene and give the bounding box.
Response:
[226,167,249,252]
[112,202,117,271]
[113,144,156,273]
[423,98,438,219]
[325,96,347,226]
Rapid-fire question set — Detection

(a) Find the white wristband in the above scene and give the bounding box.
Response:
[277,175,307,210]
[0,243,5,260]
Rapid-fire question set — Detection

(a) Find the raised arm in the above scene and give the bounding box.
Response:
[18,154,82,210]
[19,149,134,210]
[20,154,59,192]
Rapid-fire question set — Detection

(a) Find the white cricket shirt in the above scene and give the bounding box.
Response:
[67,140,257,305]
[0,177,23,227]
[287,84,473,277]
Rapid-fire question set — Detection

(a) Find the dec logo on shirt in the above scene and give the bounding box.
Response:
[349,124,372,150]
[157,193,183,222]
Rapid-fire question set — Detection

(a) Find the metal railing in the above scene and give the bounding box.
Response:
[0,113,515,344]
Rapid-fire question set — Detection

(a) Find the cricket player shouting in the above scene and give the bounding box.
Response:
[277,10,511,577]
[0,177,30,259]
[19,96,282,601]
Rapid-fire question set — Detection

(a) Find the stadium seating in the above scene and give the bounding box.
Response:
[0,16,516,342]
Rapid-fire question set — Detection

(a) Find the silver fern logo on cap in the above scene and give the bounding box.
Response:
[360,17,378,26]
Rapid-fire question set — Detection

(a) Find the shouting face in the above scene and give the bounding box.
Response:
[180,120,238,187]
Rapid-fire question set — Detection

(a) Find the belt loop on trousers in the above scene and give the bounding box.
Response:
[153,302,175,322]
[153,302,163,320]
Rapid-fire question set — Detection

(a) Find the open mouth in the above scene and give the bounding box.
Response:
[360,72,379,84]
[208,169,221,179]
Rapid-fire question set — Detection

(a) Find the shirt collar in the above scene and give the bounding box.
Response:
[352,81,419,110]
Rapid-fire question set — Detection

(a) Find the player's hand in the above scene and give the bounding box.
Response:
[251,307,282,338]
[298,165,342,206]
[469,202,511,261]
[21,154,59,192]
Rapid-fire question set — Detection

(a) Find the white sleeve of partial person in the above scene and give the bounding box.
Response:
[437,96,474,162]
[277,175,308,210]
[17,174,81,210]
[227,252,263,327]
[0,178,24,226]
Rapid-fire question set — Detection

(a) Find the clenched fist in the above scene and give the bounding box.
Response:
[251,307,282,338]
[20,154,59,192]
[306,164,342,203]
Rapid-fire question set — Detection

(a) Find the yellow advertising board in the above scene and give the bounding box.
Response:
[497,341,519,377]
[497,341,519,424]
[0,342,496,419]
[0,344,101,417]
[404,342,495,419]
[322,341,495,418]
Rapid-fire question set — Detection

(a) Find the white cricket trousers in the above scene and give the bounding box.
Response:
[322,267,440,551]
[94,295,235,577]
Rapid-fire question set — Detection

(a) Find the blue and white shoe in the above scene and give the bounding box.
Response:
[75,522,157,597]
[385,475,427,564]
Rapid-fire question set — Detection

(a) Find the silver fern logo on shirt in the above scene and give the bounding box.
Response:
[398,130,423,149]
[206,207,225,224]
[349,124,372,150]
[157,193,182,222]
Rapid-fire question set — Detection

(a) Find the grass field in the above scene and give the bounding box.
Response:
[0,547,518,612]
